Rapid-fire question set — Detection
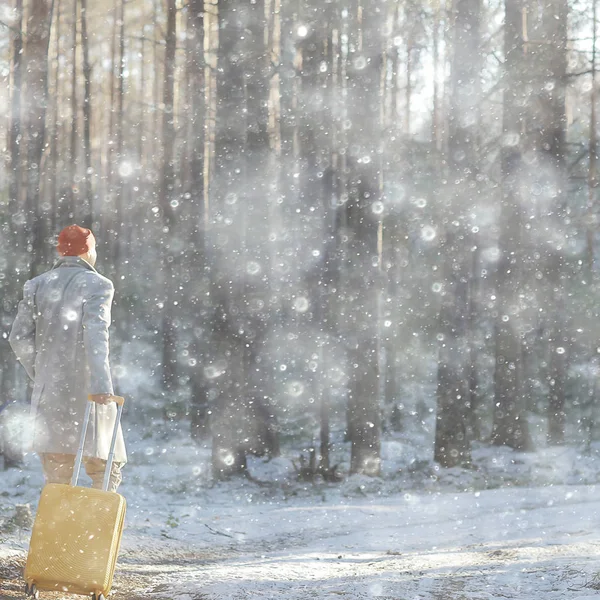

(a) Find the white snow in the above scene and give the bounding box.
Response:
[3,431,600,599]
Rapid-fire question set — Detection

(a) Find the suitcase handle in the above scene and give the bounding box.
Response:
[71,395,125,491]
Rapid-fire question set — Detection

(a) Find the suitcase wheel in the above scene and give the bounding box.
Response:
[92,594,105,600]
[25,583,39,599]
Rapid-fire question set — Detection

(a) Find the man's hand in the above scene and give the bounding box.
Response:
[90,394,113,405]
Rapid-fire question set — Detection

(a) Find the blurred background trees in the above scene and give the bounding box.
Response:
[1,0,600,476]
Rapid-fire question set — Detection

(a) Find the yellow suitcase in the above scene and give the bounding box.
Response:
[24,397,127,600]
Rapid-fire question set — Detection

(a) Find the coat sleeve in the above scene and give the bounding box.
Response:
[82,277,115,395]
[9,280,37,381]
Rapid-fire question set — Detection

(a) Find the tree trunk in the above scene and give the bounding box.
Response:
[295,9,337,473]
[68,0,78,223]
[25,0,55,278]
[434,247,470,467]
[434,243,472,467]
[160,0,178,395]
[151,0,161,179]
[50,0,60,235]
[211,0,256,478]
[8,0,23,228]
[345,2,383,477]
[537,0,569,445]
[137,33,145,168]
[583,0,599,448]
[431,0,442,150]
[187,0,204,201]
[113,0,125,271]
[319,342,331,474]
[548,317,567,444]
[0,0,25,428]
[80,0,93,227]
[187,0,208,442]
[405,42,411,136]
[467,246,484,441]
[433,0,482,468]
[492,0,532,450]
[102,0,118,258]
[588,0,598,276]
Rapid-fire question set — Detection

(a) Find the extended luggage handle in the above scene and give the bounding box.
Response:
[71,395,125,491]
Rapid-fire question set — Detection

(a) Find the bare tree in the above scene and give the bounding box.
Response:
[431,0,443,151]
[210,0,262,478]
[49,0,61,235]
[294,5,338,476]
[343,2,384,476]
[68,0,78,223]
[433,0,482,467]
[582,0,599,447]
[103,0,125,275]
[7,0,23,227]
[187,0,209,441]
[187,0,205,205]
[80,0,93,227]
[24,0,55,277]
[526,0,569,445]
[160,0,178,395]
[492,0,532,450]
[589,0,599,278]
[113,0,126,267]
[0,0,25,437]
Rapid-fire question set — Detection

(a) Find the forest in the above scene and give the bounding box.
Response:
[0,0,598,482]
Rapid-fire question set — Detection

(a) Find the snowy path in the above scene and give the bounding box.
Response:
[4,466,600,599]
[115,485,600,599]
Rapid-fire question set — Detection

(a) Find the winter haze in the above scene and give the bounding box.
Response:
[3,0,600,598]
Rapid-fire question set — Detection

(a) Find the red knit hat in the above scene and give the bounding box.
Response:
[57,225,96,256]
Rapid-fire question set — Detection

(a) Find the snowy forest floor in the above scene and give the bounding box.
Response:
[4,431,600,599]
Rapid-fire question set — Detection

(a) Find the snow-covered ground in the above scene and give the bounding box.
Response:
[3,427,600,599]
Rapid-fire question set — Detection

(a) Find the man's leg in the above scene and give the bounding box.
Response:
[83,457,123,492]
[39,453,76,485]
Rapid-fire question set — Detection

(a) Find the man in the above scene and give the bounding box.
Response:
[9,225,126,492]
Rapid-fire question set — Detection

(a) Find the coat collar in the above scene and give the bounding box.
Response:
[52,256,98,274]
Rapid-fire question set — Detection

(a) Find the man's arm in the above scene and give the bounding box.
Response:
[9,280,37,381]
[82,278,115,397]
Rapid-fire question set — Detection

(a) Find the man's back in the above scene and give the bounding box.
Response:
[32,258,111,380]
[10,255,125,463]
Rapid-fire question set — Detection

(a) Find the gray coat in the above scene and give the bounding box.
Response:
[9,256,127,463]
